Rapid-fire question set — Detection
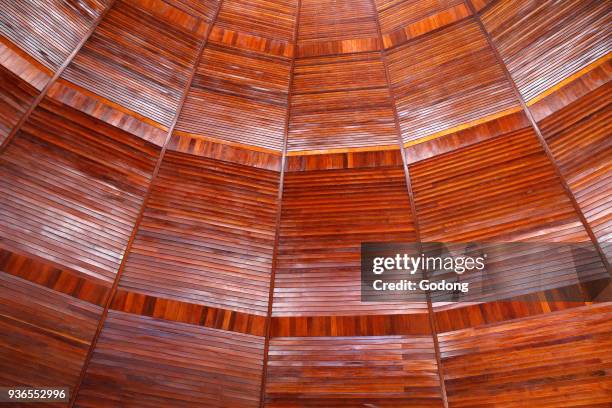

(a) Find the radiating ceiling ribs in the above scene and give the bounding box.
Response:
[259,2,302,406]
[466,0,611,275]
[369,1,450,407]
[0,0,118,155]
[67,2,227,405]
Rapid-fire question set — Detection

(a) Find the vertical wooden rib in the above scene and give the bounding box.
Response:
[466,0,611,274]
[369,1,449,407]
[0,0,118,154]
[67,2,226,405]
[259,2,302,406]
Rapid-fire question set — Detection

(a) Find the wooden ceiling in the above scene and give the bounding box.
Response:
[0,0,610,407]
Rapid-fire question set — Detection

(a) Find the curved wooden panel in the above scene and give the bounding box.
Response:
[538,80,612,262]
[0,272,101,396]
[265,335,443,407]
[409,127,589,242]
[118,150,279,315]
[481,0,610,102]
[74,311,264,408]
[375,0,471,49]
[288,52,397,152]
[273,152,425,316]
[63,0,217,126]
[0,97,159,282]
[176,44,290,151]
[210,0,297,57]
[387,19,518,143]
[298,0,381,57]
[438,304,612,407]
[0,0,110,70]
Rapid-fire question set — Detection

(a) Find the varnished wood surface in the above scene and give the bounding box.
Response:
[0,96,159,282]
[438,303,612,407]
[0,272,101,404]
[117,150,280,316]
[265,335,443,407]
[481,0,610,102]
[73,311,265,408]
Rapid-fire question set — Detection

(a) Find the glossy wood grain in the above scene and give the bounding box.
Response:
[481,0,610,102]
[0,63,39,145]
[387,19,518,144]
[288,52,397,152]
[62,0,218,127]
[265,335,443,407]
[438,303,612,407]
[0,272,101,401]
[538,75,612,262]
[73,311,264,407]
[117,150,280,315]
[273,151,425,316]
[0,96,159,282]
[0,0,111,70]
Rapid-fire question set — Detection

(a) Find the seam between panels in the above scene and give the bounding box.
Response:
[259,2,302,407]
[467,0,611,275]
[368,2,450,408]
[0,0,119,155]
[67,2,226,406]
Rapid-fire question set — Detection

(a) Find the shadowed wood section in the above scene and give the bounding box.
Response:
[271,313,431,336]
[0,272,101,399]
[0,63,39,145]
[481,0,610,102]
[209,0,297,58]
[118,150,279,316]
[0,0,110,70]
[265,336,443,407]
[438,303,612,407]
[74,311,265,407]
[298,0,381,57]
[176,44,290,151]
[387,19,517,144]
[409,128,589,242]
[0,96,159,282]
[538,80,612,262]
[273,154,425,316]
[288,52,397,152]
[62,0,218,127]
[169,133,282,171]
[375,0,471,49]
[111,290,266,336]
[0,247,110,306]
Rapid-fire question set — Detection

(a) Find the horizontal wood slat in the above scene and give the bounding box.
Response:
[0,0,110,70]
[481,0,610,102]
[438,303,612,407]
[387,19,518,144]
[273,158,425,316]
[538,78,612,262]
[73,311,264,407]
[176,44,290,151]
[409,127,589,242]
[265,335,443,407]
[0,96,159,282]
[288,52,398,152]
[63,0,218,127]
[0,272,101,400]
[118,150,279,315]
[298,0,381,57]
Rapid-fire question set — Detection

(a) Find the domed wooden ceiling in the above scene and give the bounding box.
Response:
[0,0,610,407]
